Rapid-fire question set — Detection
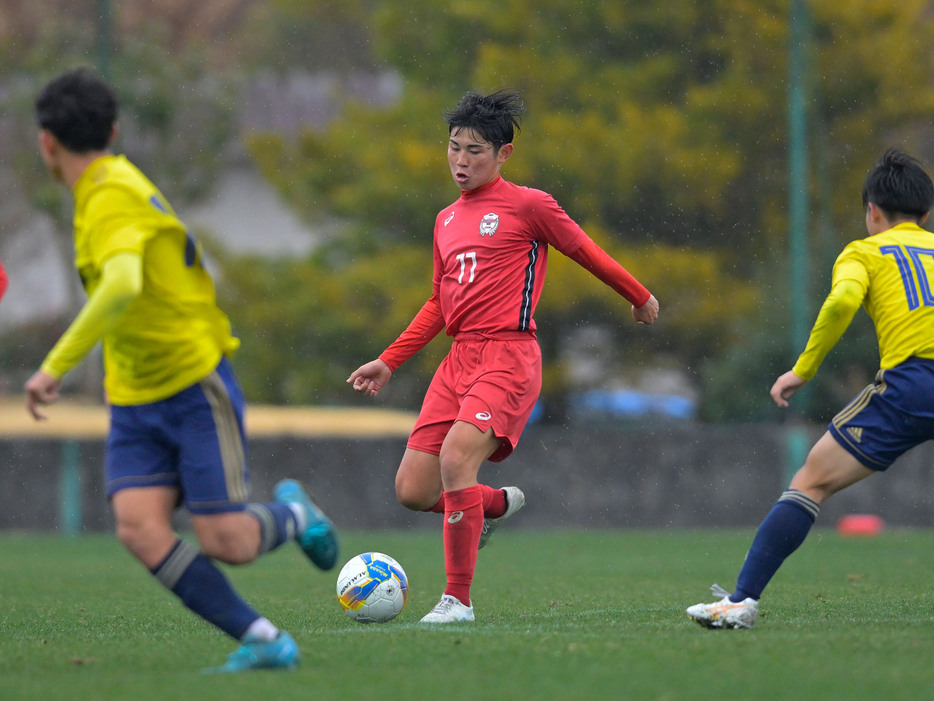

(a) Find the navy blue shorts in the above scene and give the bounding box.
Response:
[828,357,934,470]
[105,357,251,514]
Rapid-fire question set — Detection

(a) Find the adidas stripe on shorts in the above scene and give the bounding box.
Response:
[828,356,934,470]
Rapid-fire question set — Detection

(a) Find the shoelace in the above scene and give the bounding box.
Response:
[710,583,731,599]
[431,596,458,614]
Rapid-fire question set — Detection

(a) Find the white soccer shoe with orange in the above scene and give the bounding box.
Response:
[686,584,759,629]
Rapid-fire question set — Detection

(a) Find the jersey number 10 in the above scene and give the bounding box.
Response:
[881,245,934,310]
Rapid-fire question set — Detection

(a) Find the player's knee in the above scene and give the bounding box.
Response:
[395,450,443,511]
[115,519,143,552]
[396,492,422,511]
[789,464,838,503]
[438,455,478,491]
[395,480,438,511]
[114,518,174,568]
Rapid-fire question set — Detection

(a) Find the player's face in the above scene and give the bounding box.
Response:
[447,127,513,191]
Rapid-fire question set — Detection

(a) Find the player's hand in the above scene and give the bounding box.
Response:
[347,359,392,398]
[770,370,807,408]
[631,294,659,325]
[25,370,61,421]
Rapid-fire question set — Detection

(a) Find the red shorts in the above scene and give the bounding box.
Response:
[407,333,542,462]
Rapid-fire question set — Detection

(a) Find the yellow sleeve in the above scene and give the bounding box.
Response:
[791,278,865,380]
[41,251,143,379]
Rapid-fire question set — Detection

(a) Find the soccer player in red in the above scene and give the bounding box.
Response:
[0,256,7,303]
[348,91,659,623]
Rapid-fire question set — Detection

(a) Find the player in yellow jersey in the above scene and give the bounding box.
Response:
[688,148,934,629]
[25,68,338,671]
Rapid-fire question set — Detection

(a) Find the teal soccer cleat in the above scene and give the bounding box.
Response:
[274,478,339,570]
[203,632,299,673]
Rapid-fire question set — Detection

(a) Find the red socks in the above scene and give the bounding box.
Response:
[481,484,507,518]
[425,484,507,607]
[425,484,506,518]
[442,485,483,606]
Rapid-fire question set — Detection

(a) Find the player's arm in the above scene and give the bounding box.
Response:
[770,277,865,407]
[25,250,143,419]
[349,230,446,397]
[526,191,654,313]
[378,295,445,372]
[347,296,445,397]
[566,237,658,324]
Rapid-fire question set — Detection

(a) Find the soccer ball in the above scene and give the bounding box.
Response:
[336,552,408,623]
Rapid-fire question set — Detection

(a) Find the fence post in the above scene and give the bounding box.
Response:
[60,440,82,535]
[784,424,810,488]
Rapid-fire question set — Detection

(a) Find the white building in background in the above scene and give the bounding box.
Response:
[0,159,326,331]
[0,213,74,329]
[185,160,325,258]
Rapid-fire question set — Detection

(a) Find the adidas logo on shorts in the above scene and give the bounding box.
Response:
[846,426,863,443]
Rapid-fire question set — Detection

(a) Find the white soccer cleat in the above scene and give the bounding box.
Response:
[686,584,759,629]
[419,594,475,624]
[479,486,525,549]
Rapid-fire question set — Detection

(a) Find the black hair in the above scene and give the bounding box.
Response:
[35,67,117,153]
[862,148,934,219]
[443,90,525,152]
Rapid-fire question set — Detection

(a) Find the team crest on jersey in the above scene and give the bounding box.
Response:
[479,212,499,236]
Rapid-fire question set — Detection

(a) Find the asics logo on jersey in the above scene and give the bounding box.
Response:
[447,511,464,524]
[475,411,492,421]
[444,212,455,226]
[479,212,499,236]
[847,427,863,443]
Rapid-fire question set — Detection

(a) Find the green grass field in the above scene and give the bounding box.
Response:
[2,528,933,700]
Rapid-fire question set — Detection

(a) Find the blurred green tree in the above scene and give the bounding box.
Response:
[242,0,934,418]
[0,4,237,396]
[5,0,934,421]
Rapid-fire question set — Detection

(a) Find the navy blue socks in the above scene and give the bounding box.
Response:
[732,489,820,602]
[246,502,299,554]
[151,539,260,640]
[149,504,297,640]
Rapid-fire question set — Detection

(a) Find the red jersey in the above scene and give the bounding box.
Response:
[379,176,650,371]
[434,176,586,336]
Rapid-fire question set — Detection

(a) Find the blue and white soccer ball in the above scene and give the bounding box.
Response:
[336,552,408,623]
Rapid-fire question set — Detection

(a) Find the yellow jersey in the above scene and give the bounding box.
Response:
[69,154,239,404]
[794,222,934,378]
